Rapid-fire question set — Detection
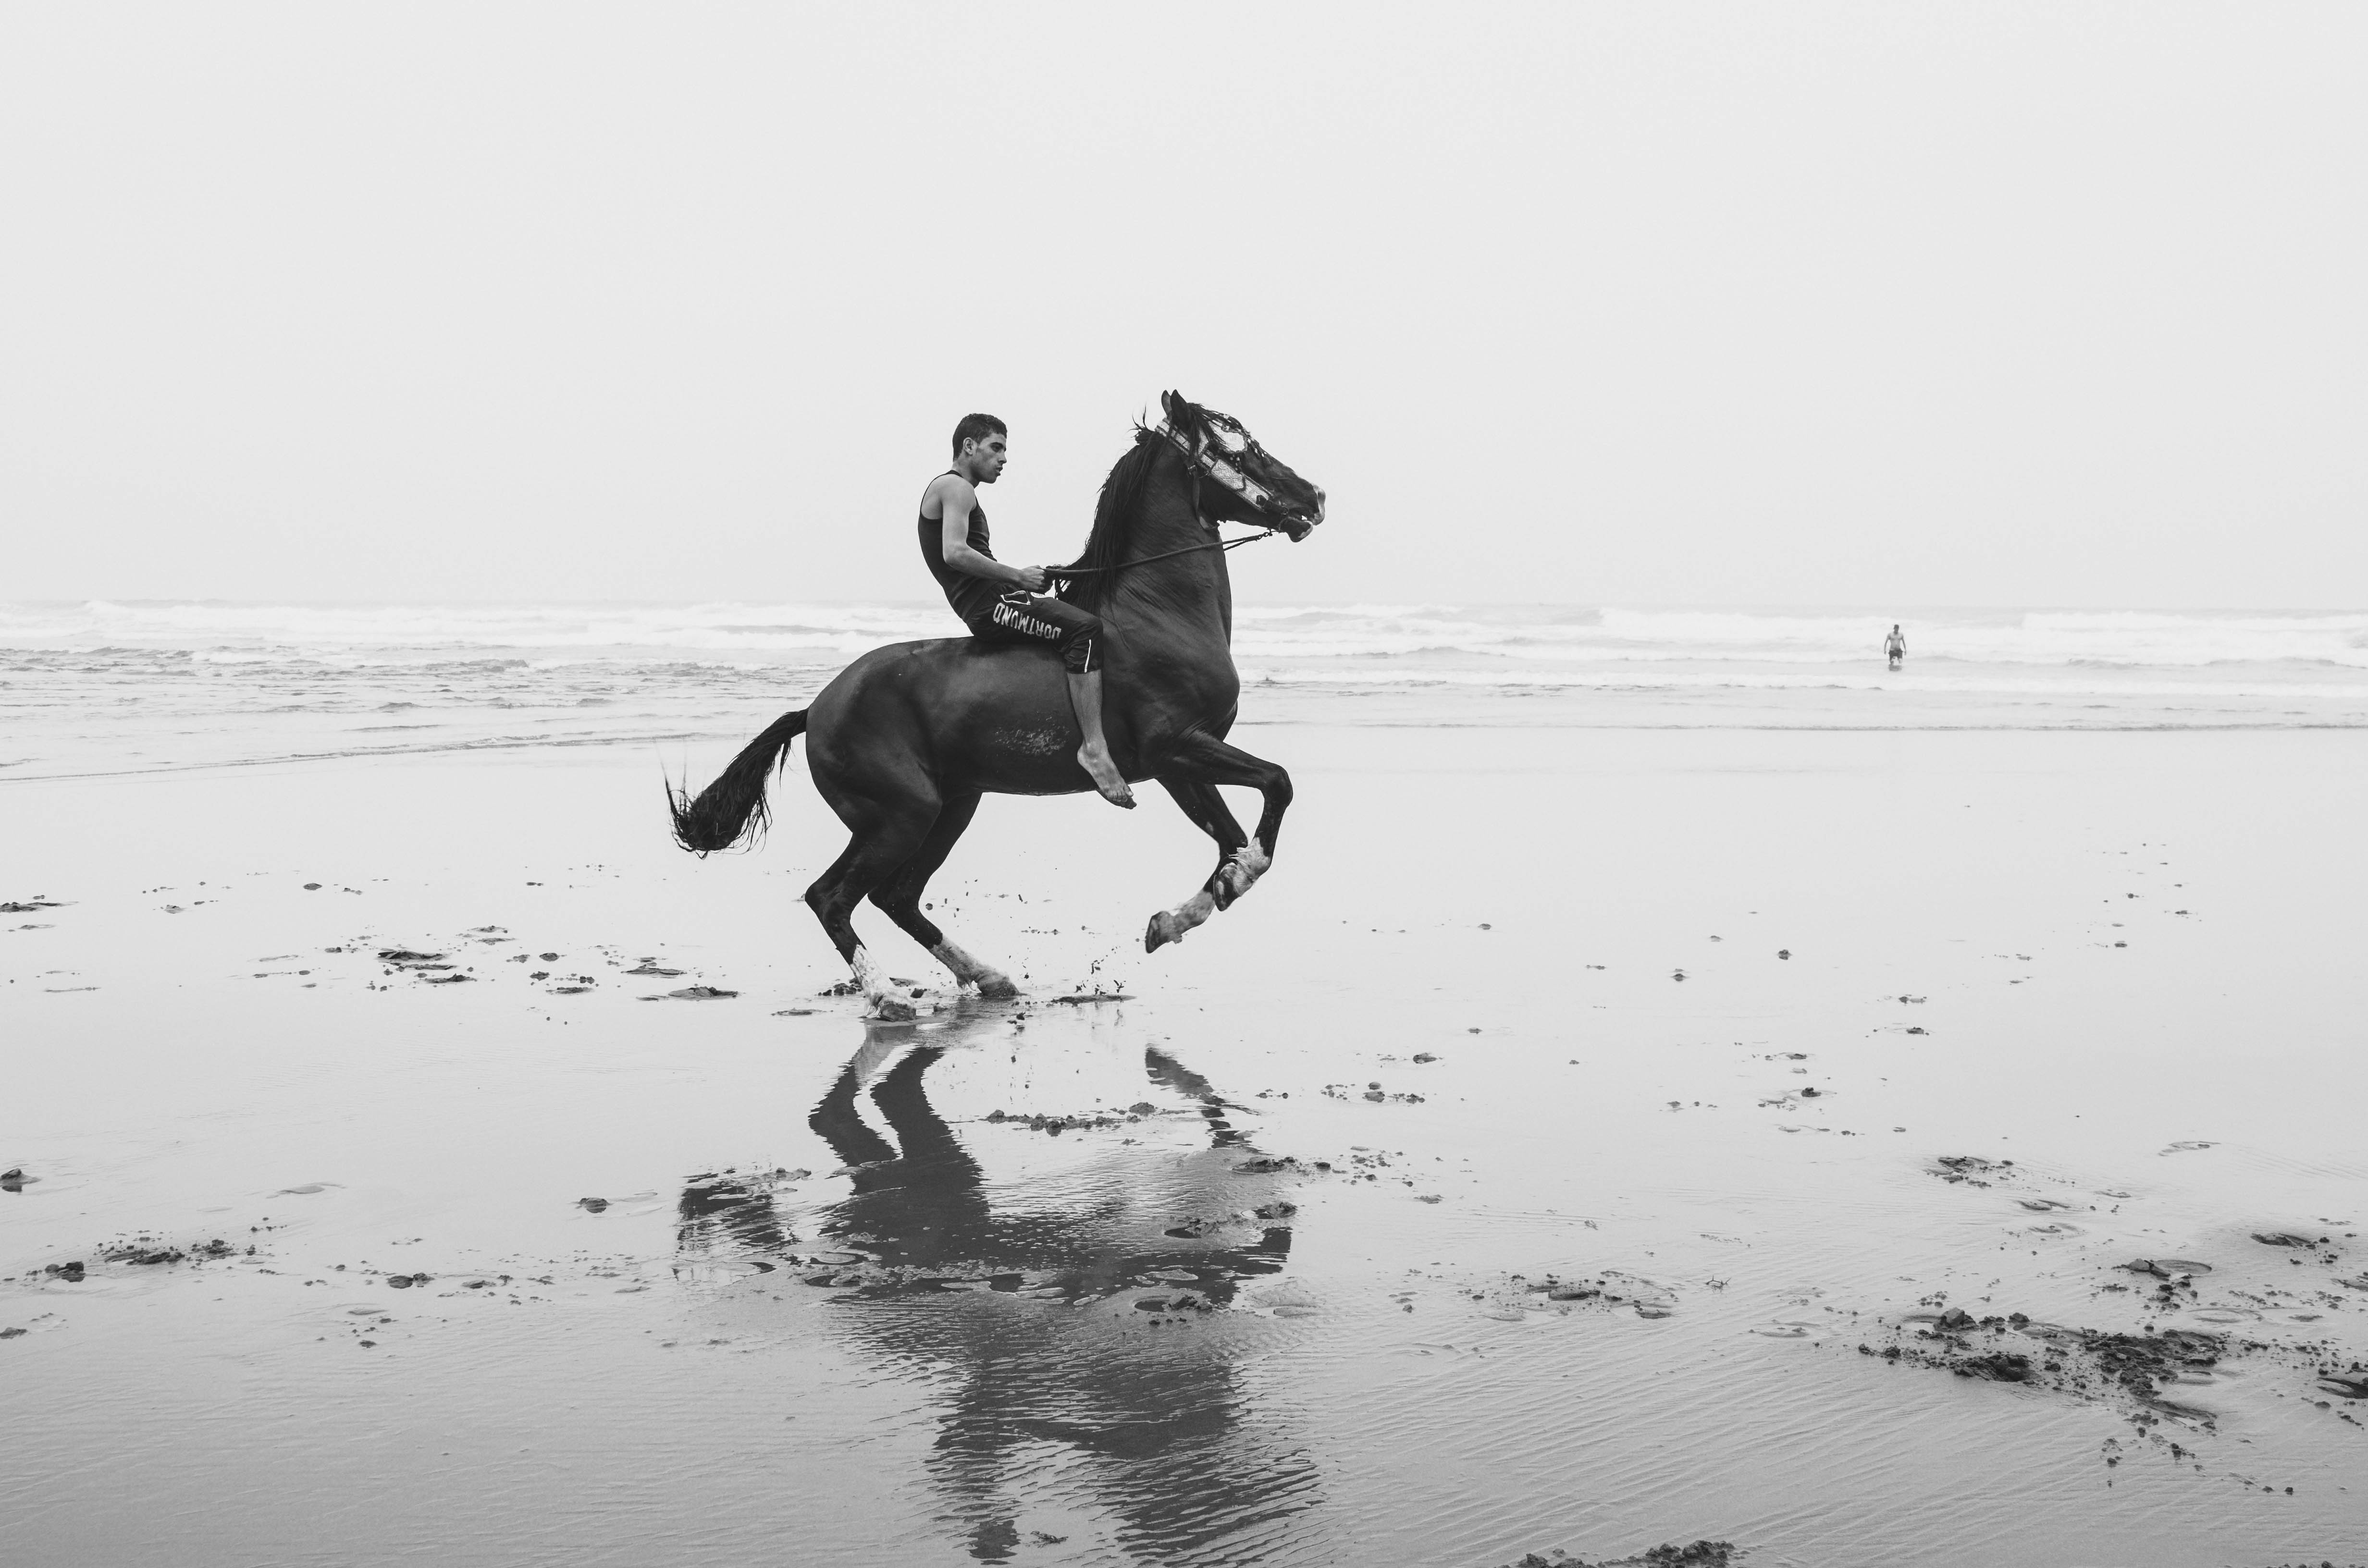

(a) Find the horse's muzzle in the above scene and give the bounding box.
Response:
[1284,487,1325,540]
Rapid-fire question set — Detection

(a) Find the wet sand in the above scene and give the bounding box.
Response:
[5,724,2366,1566]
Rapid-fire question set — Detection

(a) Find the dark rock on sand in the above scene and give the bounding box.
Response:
[578,1198,609,1213]
[1956,1351,2034,1382]
[101,1243,185,1265]
[2253,1232,2323,1248]
[1868,1315,2225,1418]
[2123,1258,2213,1279]
[1929,1154,2015,1187]
[43,1261,86,1281]
[646,985,737,1001]
[1501,1542,1736,1568]
[0,1168,33,1192]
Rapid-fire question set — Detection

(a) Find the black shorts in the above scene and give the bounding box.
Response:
[971,592,1102,675]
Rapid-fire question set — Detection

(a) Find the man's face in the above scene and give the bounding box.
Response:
[965,433,1009,484]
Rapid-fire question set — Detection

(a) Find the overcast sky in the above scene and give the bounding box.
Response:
[3,4,2362,609]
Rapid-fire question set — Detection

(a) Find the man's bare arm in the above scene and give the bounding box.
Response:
[936,478,1046,592]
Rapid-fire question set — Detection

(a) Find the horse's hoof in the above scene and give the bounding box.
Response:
[1145,914,1173,953]
[976,976,1019,1001]
[871,994,918,1022]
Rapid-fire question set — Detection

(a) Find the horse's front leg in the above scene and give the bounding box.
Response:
[1144,734,1293,953]
[1146,780,1242,951]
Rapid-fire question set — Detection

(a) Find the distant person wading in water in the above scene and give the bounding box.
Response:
[920,414,1135,807]
[1885,625,1906,670]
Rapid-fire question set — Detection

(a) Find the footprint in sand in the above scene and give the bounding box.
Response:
[2159,1140,2217,1155]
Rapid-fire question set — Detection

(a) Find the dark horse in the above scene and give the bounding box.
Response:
[668,393,1325,1020]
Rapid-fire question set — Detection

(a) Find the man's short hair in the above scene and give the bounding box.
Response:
[951,413,1007,460]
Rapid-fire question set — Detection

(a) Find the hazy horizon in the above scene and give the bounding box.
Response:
[11,594,2368,614]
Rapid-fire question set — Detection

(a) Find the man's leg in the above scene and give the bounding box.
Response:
[1063,666,1133,808]
[986,595,1134,808]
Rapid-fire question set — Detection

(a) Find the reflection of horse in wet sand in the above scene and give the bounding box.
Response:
[667,393,1326,1019]
[675,1015,1323,1563]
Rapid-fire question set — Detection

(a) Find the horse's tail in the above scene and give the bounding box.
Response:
[667,708,808,854]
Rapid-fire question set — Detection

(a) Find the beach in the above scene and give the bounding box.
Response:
[6,606,2368,1567]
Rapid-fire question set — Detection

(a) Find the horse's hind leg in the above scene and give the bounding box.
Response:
[806,805,936,1021]
[867,791,1017,999]
[1144,734,1292,953]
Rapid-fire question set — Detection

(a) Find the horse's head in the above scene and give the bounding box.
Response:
[1158,391,1326,541]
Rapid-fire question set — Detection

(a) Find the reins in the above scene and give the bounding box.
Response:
[1043,529,1275,579]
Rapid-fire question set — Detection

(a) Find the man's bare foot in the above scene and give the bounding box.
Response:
[1078,745,1135,808]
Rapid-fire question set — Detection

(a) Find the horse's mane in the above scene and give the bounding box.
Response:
[1059,418,1182,614]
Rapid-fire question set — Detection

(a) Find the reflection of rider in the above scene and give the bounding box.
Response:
[687,1016,1316,1561]
[921,414,1135,808]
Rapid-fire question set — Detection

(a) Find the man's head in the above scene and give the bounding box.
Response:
[950,414,1008,483]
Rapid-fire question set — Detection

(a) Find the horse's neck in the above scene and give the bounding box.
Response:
[1112,473,1234,641]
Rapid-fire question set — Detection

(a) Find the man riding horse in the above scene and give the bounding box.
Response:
[920,414,1134,807]
[671,393,1323,1019]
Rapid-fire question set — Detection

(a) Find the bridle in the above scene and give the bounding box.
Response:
[1043,421,1312,581]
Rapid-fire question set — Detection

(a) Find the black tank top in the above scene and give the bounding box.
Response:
[919,471,1005,625]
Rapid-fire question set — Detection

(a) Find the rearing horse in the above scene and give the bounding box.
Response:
[668,392,1326,1019]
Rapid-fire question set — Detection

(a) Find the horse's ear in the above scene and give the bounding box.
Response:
[1159,390,1182,424]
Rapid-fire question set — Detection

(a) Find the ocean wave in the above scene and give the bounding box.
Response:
[5,600,2367,678]
[1233,665,2368,699]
